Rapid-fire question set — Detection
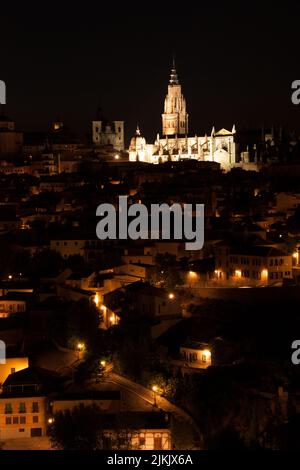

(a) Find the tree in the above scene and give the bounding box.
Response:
[64,254,86,271]
[171,417,199,450]
[73,354,106,384]
[28,249,64,278]
[205,426,246,450]
[49,404,104,450]
[48,297,101,350]
[155,253,183,290]
[49,405,138,450]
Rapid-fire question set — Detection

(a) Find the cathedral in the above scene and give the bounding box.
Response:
[129,59,237,171]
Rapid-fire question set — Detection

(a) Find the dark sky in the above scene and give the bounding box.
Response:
[1,5,300,144]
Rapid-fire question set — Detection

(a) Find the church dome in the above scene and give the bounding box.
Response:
[129,126,146,151]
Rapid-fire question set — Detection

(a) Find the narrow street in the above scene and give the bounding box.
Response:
[103,371,202,449]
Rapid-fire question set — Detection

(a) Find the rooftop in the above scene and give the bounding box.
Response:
[1,367,64,397]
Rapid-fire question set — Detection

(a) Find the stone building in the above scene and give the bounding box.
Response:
[92,109,124,152]
[129,60,237,171]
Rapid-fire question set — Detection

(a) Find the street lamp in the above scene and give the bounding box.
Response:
[100,360,106,368]
[168,293,175,300]
[152,385,158,406]
[94,293,99,307]
[77,342,84,360]
[202,349,212,366]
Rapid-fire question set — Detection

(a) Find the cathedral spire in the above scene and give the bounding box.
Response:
[162,55,188,136]
[169,55,179,85]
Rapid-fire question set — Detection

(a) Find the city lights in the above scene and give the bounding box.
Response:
[152,385,158,406]
[202,349,211,359]
[0,10,298,451]
[261,269,268,280]
[93,293,100,306]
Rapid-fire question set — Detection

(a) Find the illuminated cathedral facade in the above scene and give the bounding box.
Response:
[129,59,237,171]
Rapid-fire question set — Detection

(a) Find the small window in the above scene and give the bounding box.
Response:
[5,417,12,425]
[5,404,12,414]
[33,416,39,423]
[20,416,26,424]
[32,402,39,413]
[19,429,25,433]
[139,436,145,446]
[10,368,16,374]
[13,417,18,424]
[19,403,26,413]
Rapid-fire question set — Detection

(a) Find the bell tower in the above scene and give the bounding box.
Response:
[162,57,188,136]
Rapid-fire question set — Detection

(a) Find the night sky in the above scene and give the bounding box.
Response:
[1,5,300,144]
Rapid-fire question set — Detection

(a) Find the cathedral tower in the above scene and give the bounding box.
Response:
[162,58,188,136]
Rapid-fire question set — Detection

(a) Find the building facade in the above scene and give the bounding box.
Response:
[180,341,212,369]
[0,396,46,439]
[0,115,23,156]
[92,118,124,152]
[214,244,293,286]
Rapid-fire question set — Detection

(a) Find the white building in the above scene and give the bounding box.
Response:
[92,116,124,152]
[129,59,237,171]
